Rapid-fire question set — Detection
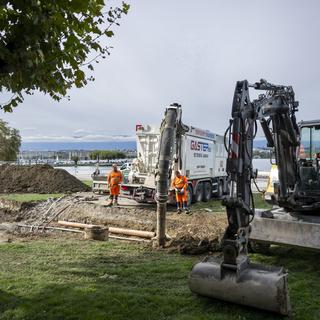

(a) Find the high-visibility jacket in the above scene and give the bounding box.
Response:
[172,175,188,202]
[172,175,188,190]
[108,170,123,196]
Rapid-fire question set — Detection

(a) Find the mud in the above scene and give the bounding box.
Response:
[0,164,90,193]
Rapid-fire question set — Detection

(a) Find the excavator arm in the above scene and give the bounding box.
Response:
[189,79,298,315]
[222,79,300,263]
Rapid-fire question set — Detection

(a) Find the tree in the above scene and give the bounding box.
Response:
[71,155,79,166]
[0,0,130,112]
[0,119,21,161]
[89,150,126,161]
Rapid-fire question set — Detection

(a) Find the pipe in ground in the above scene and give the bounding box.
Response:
[155,104,180,247]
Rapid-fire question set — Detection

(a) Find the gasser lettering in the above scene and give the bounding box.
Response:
[190,140,211,152]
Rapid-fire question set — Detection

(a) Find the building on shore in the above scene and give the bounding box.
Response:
[17,149,137,165]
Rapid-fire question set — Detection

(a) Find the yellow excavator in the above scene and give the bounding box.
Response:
[188,79,320,315]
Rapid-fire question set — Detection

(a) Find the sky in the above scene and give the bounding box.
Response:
[2,0,320,143]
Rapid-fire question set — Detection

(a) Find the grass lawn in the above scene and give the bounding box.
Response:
[0,239,319,320]
[192,193,272,212]
[0,193,64,202]
[81,180,92,188]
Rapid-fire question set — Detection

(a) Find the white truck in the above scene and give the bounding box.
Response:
[121,110,228,205]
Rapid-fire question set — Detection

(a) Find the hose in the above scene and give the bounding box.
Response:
[224,120,232,153]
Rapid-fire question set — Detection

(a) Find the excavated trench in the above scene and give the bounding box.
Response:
[0,194,227,254]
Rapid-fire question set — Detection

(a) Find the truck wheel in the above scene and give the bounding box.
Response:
[195,183,204,202]
[187,186,193,207]
[203,182,212,202]
[216,181,223,198]
[224,180,230,195]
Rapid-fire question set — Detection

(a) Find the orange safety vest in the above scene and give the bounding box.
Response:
[172,175,188,190]
[108,170,123,195]
[172,175,188,202]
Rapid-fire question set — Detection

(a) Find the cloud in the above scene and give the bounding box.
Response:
[21,127,37,131]
[2,0,320,145]
[73,128,91,135]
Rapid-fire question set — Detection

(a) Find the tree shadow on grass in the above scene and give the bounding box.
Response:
[10,253,292,320]
[0,289,21,314]
[253,245,320,274]
[0,280,284,320]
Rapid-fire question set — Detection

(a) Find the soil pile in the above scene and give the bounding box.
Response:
[167,235,220,255]
[0,164,90,193]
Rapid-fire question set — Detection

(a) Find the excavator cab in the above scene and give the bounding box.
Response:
[296,121,320,203]
[266,122,320,205]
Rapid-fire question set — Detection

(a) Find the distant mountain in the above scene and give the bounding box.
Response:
[21,141,136,151]
[21,138,267,152]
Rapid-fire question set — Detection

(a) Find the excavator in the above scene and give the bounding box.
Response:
[188,79,320,315]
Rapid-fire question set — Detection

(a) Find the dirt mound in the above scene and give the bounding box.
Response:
[167,235,220,255]
[0,164,90,193]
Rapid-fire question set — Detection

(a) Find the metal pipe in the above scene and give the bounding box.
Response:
[156,104,180,247]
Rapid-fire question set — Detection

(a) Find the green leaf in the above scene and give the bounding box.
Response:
[0,1,130,111]
[122,3,130,14]
[105,30,114,37]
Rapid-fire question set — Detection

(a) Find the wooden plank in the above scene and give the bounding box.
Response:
[57,221,155,239]
[109,235,151,243]
[57,220,98,229]
[109,227,155,239]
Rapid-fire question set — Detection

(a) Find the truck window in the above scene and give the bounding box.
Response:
[311,126,320,158]
[300,126,320,160]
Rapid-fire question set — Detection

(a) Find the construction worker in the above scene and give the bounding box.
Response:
[107,164,123,206]
[92,164,100,176]
[172,170,190,214]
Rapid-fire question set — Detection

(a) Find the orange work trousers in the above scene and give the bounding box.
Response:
[110,185,120,196]
[175,190,187,203]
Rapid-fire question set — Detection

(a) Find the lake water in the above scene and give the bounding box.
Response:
[57,158,273,180]
[253,158,274,172]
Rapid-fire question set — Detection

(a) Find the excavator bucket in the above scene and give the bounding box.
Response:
[188,256,291,315]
